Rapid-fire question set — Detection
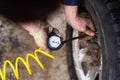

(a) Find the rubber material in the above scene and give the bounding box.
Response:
[66,0,120,80]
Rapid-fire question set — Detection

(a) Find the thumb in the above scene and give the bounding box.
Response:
[84,29,95,36]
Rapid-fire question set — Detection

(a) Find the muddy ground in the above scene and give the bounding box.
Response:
[0,7,70,80]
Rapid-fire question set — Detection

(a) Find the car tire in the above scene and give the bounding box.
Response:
[66,0,120,80]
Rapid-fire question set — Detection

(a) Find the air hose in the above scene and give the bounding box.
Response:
[0,48,55,80]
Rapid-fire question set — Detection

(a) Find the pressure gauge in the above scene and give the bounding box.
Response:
[47,35,63,50]
[47,28,88,50]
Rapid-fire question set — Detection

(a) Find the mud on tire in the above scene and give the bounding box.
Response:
[66,0,120,80]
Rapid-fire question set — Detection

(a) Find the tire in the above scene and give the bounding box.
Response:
[66,0,120,80]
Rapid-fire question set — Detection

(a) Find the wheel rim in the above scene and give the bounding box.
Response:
[72,29,101,80]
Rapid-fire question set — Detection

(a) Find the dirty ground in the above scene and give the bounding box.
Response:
[0,7,70,80]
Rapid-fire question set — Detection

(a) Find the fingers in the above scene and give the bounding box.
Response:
[82,18,95,36]
[19,21,40,33]
[79,18,95,36]
[87,20,96,31]
[84,28,95,36]
[79,36,93,42]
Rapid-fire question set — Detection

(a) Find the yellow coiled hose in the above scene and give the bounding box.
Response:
[0,48,55,80]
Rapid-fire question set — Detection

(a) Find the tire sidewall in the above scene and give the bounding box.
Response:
[66,0,119,80]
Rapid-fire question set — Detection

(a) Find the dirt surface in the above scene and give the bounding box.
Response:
[0,7,70,80]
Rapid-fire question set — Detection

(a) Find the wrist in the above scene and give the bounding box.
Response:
[63,5,78,24]
[20,21,40,33]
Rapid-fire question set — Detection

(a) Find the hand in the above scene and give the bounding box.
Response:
[19,21,49,51]
[70,16,96,42]
[20,21,40,33]
[64,5,95,42]
[69,16,95,36]
[64,5,94,36]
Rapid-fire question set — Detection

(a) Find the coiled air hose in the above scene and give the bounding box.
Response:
[0,48,55,80]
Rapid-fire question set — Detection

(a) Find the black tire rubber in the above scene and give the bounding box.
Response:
[66,0,120,80]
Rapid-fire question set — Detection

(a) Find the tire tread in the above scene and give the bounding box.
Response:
[106,0,120,80]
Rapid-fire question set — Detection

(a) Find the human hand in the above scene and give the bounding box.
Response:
[64,5,95,42]
[64,5,94,36]
[20,21,40,33]
[20,21,49,51]
[69,16,96,42]
[68,16,95,36]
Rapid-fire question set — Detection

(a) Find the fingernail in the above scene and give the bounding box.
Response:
[91,32,95,36]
